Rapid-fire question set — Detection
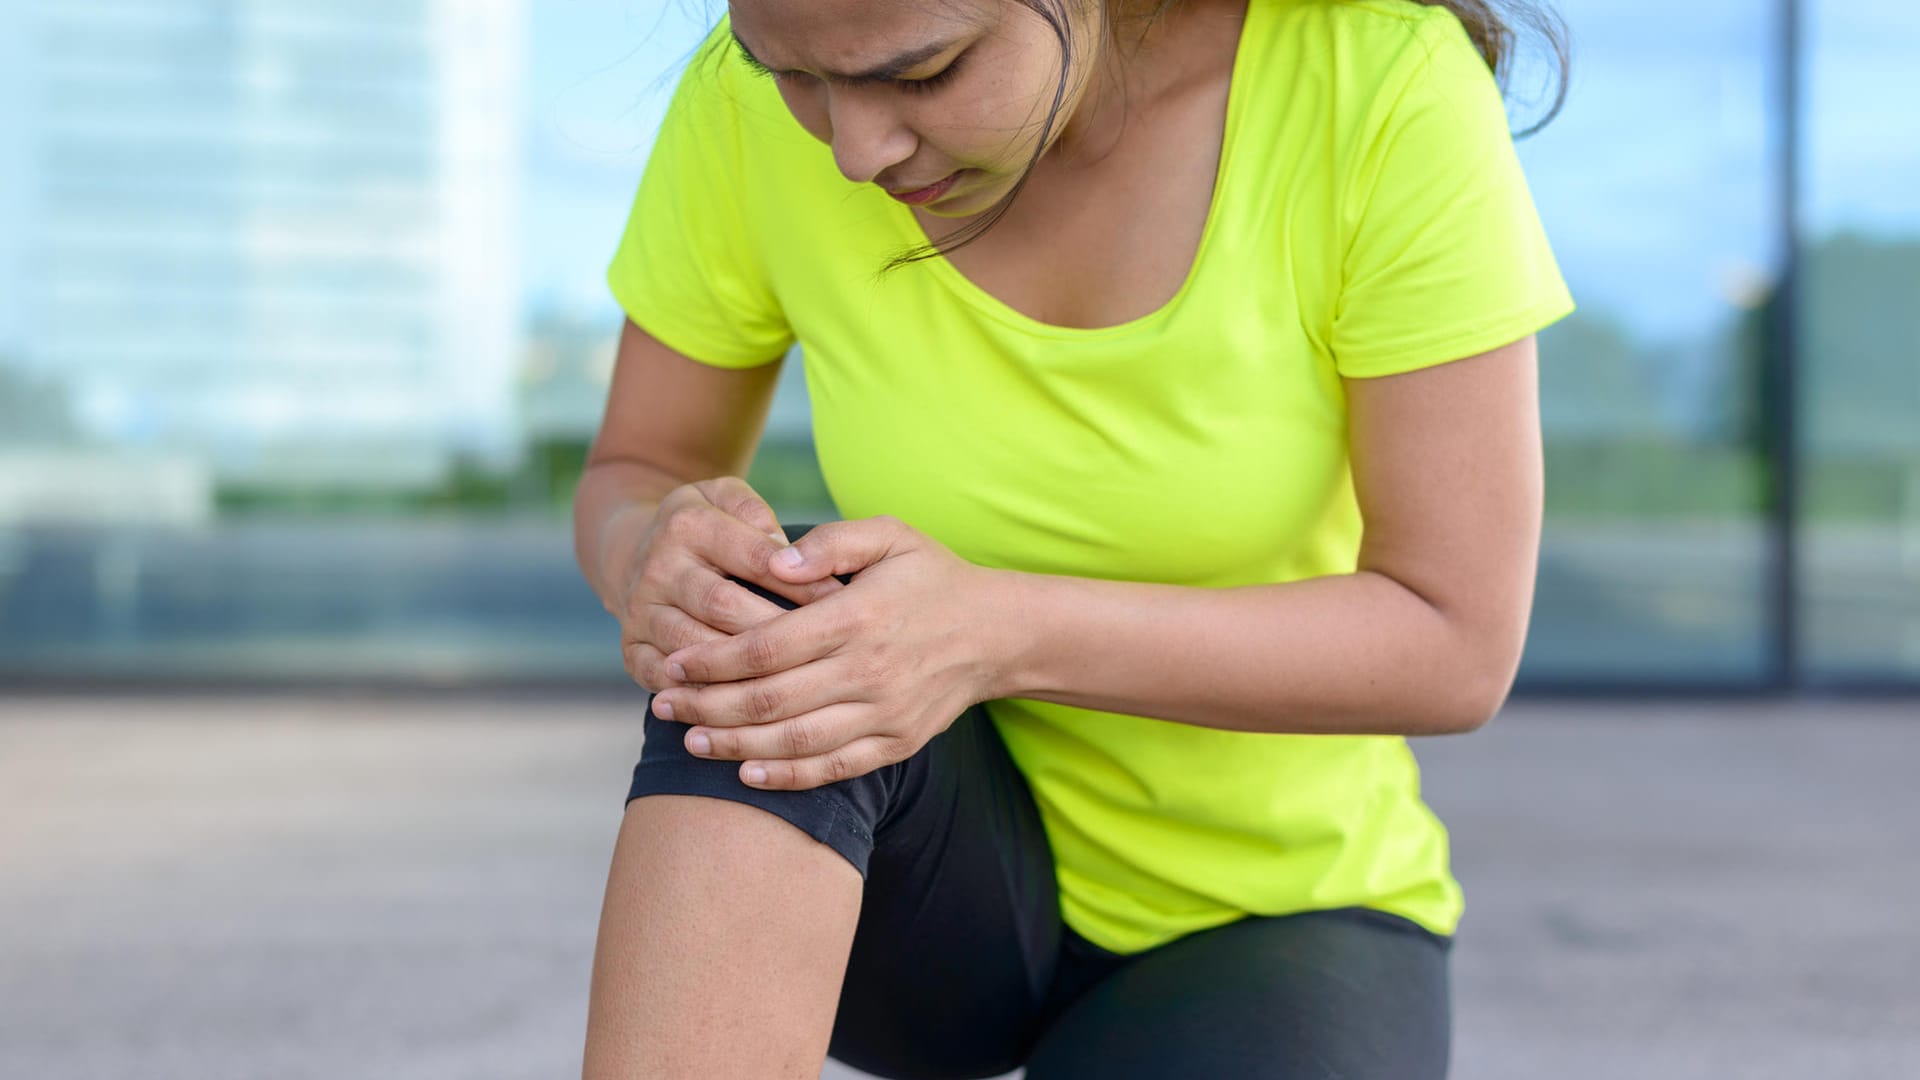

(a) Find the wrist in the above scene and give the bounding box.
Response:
[968,565,1041,702]
[592,502,660,615]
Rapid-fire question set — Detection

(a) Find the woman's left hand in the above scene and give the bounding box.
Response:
[649,515,1008,791]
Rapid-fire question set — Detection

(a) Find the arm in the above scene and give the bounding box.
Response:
[655,334,1545,787]
[979,334,1544,737]
[575,318,848,695]
[572,318,783,613]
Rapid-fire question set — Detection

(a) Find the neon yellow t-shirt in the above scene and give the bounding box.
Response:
[608,0,1575,954]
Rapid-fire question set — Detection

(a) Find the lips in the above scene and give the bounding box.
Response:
[884,171,961,205]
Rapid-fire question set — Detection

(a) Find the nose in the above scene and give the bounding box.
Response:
[824,86,916,186]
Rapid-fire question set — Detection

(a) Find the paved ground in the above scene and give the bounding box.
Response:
[1,692,1915,1079]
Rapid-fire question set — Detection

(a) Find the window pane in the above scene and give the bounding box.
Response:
[0,2,1825,687]
[1513,0,1781,685]
[0,2,836,683]
[1800,1,1920,683]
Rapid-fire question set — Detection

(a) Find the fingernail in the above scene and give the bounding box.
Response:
[774,547,804,569]
[743,765,767,784]
[686,731,710,755]
[653,697,673,720]
[668,661,686,681]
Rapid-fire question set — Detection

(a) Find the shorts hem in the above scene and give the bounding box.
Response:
[626,757,877,878]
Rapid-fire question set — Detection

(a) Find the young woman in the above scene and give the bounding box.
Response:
[575,0,1573,1075]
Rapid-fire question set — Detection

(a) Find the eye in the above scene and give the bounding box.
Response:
[734,42,788,80]
[898,51,967,95]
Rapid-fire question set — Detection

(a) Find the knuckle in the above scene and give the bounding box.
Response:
[822,749,854,784]
[839,603,874,636]
[620,584,652,623]
[880,735,913,764]
[624,643,660,690]
[723,491,765,522]
[638,548,671,580]
[658,613,698,656]
[746,683,783,725]
[743,633,780,676]
[662,506,694,539]
[699,574,738,619]
[785,715,821,757]
[679,684,708,701]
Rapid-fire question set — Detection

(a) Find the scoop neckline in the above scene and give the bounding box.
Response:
[887,0,1261,341]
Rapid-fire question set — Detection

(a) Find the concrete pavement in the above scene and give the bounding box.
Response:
[1,693,1915,1079]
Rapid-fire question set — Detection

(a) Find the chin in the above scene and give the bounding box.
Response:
[923,181,1011,219]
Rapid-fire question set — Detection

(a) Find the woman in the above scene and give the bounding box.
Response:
[576,0,1573,1075]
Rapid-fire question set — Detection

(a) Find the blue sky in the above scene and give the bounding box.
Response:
[522,0,716,322]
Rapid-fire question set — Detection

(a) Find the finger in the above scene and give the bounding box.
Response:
[767,516,906,582]
[642,604,734,685]
[621,638,676,692]
[664,601,845,686]
[665,501,791,586]
[695,475,784,541]
[655,659,852,732]
[681,502,845,608]
[740,733,904,792]
[677,691,865,760]
[668,559,790,636]
[647,602,733,652]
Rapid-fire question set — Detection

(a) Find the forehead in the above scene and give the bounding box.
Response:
[728,0,995,67]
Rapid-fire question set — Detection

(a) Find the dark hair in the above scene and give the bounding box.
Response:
[885,0,1569,271]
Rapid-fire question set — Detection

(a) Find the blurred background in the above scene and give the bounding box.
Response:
[1,1,1914,1078]
[0,0,1912,691]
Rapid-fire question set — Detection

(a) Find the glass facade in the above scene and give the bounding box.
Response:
[1519,0,1783,685]
[1799,1,1920,684]
[0,0,1911,690]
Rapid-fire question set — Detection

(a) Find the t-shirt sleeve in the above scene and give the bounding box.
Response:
[605,22,794,369]
[1330,8,1575,379]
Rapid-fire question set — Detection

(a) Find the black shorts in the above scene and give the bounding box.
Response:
[624,526,1453,1080]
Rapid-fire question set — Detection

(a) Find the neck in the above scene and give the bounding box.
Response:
[1050,0,1208,163]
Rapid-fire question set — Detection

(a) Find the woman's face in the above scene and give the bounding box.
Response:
[727,0,1102,217]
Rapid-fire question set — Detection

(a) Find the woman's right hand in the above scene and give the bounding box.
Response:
[618,476,844,693]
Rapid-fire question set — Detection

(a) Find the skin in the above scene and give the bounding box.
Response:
[581,1,1541,1071]
[729,0,1106,215]
[615,0,1546,790]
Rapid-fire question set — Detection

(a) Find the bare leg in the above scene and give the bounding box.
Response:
[582,794,864,1079]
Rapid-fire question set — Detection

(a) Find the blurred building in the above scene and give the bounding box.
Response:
[1,0,525,509]
[518,306,815,446]
[0,0,1912,688]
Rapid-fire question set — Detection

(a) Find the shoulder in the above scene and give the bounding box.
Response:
[1267,0,1473,57]
[1247,0,1510,197]
[1253,0,1490,109]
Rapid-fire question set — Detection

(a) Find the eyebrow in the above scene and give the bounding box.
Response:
[729,28,963,84]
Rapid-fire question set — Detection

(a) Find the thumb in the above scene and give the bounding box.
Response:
[768,517,903,581]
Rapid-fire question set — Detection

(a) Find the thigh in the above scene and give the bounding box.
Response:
[828,705,1068,1080]
[1022,908,1453,1080]
[650,527,1070,1079]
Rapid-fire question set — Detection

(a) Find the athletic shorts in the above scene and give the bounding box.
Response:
[624,524,1453,1080]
